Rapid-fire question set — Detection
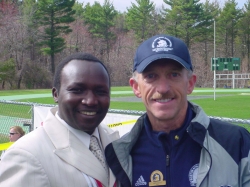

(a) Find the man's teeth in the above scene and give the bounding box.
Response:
[81,111,96,115]
[155,99,171,102]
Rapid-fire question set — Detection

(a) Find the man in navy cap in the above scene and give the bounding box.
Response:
[105,34,250,187]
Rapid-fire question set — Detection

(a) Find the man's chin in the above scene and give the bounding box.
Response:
[76,124,99,134]
[150,111,175,120]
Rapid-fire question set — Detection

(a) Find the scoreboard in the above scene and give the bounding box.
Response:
[211,57,240,71]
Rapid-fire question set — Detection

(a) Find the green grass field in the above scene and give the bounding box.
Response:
[25,97,249,119]
[0,87,248,127]
[0,87,248,119]
[0,87,249,147]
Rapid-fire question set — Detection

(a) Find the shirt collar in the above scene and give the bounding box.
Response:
[55,111,100,149]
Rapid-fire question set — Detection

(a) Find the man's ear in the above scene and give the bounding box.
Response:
[187,74,197,95]
[52,87,59,103]
[129,78,142,98]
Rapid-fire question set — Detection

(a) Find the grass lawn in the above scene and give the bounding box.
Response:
[0,87,249,119]
[191,95,250,119]
[4,87,248,120]
[0,88,249,146]
[0,89,51,96]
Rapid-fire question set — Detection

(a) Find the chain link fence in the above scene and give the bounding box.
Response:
[0,100,250,145]
[0,101,33,144]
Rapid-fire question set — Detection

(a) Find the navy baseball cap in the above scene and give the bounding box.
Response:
[133,34,193,73]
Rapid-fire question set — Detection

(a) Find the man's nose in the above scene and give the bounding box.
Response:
[81,91,98,105]
[156,77,170,94]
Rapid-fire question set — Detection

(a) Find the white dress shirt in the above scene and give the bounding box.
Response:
[55,112,105,187]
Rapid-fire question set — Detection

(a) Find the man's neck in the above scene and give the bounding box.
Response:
[147,108,188,134]
[151,118,185,133]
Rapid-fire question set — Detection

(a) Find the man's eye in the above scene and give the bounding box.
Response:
[96,89,109,95]
[143,73,157,83]
[171,72,180,78]
[146,73,156,79]
[71,88,83,93]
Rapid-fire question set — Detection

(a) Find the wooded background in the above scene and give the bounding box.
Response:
[0,0,249,89]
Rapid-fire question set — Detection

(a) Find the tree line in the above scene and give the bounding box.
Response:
[0,0,249,89]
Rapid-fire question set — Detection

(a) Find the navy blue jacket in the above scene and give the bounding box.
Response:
[105,102,250,187]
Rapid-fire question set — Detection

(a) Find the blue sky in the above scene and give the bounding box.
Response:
[79,0,246,12]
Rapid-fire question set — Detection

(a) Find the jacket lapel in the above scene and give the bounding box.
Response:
[43,108,109,186]
[99,124,119,186]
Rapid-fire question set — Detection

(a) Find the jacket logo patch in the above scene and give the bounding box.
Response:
[149,170,166,186]
[189,164,199,186]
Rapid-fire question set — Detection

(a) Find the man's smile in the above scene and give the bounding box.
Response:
[79,111,97,116]
[153,98,173,103]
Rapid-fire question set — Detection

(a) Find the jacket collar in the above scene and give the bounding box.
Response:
[43,107,117,187]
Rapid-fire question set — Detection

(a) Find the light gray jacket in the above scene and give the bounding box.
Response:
[105,102,250,187]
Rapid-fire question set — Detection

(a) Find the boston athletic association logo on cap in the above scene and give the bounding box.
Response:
[152,36,173,53]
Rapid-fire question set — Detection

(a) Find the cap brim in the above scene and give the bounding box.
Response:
[136,54,192,73]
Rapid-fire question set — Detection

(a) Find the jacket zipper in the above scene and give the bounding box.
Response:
[166,154,171,187]
[166,155,170,166]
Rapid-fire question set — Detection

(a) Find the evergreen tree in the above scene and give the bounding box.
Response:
[217,0,241,57]
[238,0,250,70]
[0,59,15,89]
[162,0,183,37]
[73,1,85,18]
[83,0,117,61]
[126,0,155,43]
[35,0,75,74]
[163,0,203,48]
[197,0,220,65]
[70,2,85,53]
[114,12,128,33]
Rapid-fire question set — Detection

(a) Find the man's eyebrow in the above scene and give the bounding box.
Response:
[142,68,155,73]
[67,82,81,87]
[172,67,183,71]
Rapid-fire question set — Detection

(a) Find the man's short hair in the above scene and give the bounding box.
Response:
[53,52,110,93]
